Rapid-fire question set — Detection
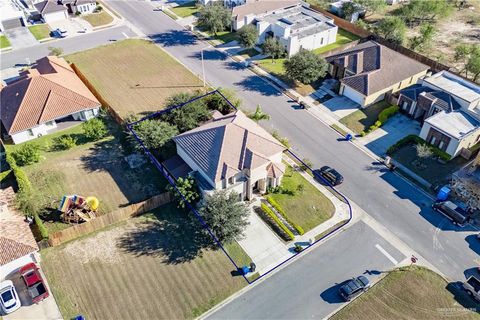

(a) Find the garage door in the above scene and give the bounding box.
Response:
[2,18,24,30]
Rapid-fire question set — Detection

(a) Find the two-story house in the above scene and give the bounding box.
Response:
[397,71,480,158]
[172,110,286,201]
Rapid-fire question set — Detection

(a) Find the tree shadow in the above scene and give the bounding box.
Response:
[189,50,227,61]
[116,204,213,264]
[149,30,198,47]
[234,75,282,97]
[224,60,248,71]
[320,280,349,304]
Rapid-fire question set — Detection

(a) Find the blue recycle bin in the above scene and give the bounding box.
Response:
[345,133,353,141]
[437,186,451,201]
[241,266,250,275]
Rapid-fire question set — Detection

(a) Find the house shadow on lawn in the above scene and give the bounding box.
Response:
[149,30,198,47]
[116,204,214,264]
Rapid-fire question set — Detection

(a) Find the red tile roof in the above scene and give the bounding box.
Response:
[0,187,38,266]
[0,56,101,135]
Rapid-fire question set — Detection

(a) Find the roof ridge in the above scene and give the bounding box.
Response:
[8,77,34,135]
[45,57,75,74]
[40,74,100,106]
[37,89,53,125]
[229,121,285,149]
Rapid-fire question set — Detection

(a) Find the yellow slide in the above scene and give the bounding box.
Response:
[85,196,99,211]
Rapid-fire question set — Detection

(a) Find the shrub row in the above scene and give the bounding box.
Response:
[361,105,400,136]
[387,134,451,161]
[266,196,304,235]
[0,170,12,183]
[34,213,49,240]
[259,203,295,241]
[6,152,49,239]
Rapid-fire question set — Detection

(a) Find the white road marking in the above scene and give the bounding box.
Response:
[122,32,129,38]
[375,244,398,265]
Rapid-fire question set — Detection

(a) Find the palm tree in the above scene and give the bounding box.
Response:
[248,105,270,122]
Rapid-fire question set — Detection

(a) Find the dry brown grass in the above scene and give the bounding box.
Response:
[41,204,247,320]
[332,266,479,320]
[65,39,204,118]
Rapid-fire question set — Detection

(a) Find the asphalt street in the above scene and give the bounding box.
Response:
[105,0,480,282]
[208,221,405,319]
[0,25,136,69]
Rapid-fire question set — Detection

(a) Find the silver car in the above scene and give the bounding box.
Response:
[0,280,21,314]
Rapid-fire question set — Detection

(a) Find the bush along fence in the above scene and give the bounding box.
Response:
[5,153,49,240]
[387,134,451,162]
[361,105,399,136]
[127,90,353,284]
[48,192,172,246]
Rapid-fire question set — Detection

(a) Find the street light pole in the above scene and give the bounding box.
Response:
[201,49,206,88]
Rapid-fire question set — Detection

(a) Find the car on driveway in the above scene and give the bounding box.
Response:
[339,276,370,301]
[50,29,66,38]
[315,166,344,186]
[0,280,21,314]
[432,201,470,227]
[20,263,49,303]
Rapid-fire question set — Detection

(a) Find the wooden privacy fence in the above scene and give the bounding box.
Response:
[70,63,125,125]
[48,192,172,246]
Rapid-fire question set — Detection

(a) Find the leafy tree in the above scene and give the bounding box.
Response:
[341,1,357,21]
[354,19,371,31]
[12,143,41,166]
[376,16,407,45]
[205,88,240,114]
[166,101,210,132]
[197,3,231,35]
[48,47,63,56]
[454,44,480,82]
[199,190,250,244]
[132,119,178,151]
[409,23,436,51]
[168,176,200,209]
[52,135,77,150]
[82,117,107,141]
[398,0,453,26]
[416,143,433,158]
[353,0,386,17]
[248,105,270,122]
[237,24,258,48]
[262,37,286,61]
[284,49,329,84]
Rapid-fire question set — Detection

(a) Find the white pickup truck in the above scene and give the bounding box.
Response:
[463,275,480,301]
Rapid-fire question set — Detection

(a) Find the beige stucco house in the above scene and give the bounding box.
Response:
[173,110,286,200]
[326,41,429,107]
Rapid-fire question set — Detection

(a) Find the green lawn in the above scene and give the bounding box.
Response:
[268,165,335,232]
[339,100,390,134]
[332,266,479,320]
[210,30,237,44]
[81,10,114,27]
[170,1,199,18]
[257,58,286,76]
[0,35,11,49]
[313,29,360,55]
[391,144,468,187]
[41,204,248,320]
[28,24,51,40]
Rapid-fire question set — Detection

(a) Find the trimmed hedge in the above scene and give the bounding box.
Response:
[266,196,305,235]
[259,203,295,241]
[363,105,400,135]
[387,134,451,161]
[34,213,49,240]
[0,170,12,183]
[6,153,32,192]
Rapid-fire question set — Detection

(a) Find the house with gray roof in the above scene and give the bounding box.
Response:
[326,41,429,107]
[398,71,480,158]
[34,0,96,23]
[255,3,338,56]
[173,110,286,200]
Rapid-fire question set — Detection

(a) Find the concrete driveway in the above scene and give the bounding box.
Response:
[359,113,421,156]
[3,270,62,320]
[322,96,361,119]
[3,27,37,49]
[49,18,92,37]
[237,200,292,274]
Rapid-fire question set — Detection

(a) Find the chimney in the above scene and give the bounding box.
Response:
[356,52,363,74]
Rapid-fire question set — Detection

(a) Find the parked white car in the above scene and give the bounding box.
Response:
[0,280,21,314]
